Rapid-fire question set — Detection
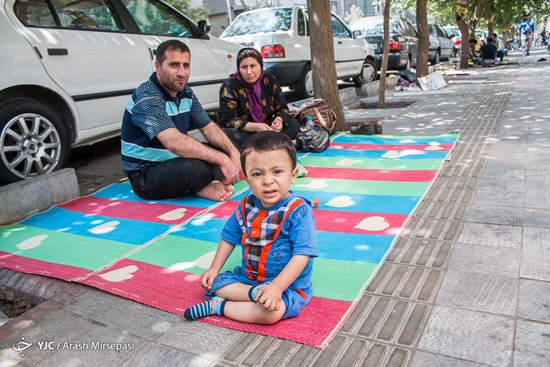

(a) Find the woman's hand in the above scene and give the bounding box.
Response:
[271,117,283,132]
[242,123,273,133]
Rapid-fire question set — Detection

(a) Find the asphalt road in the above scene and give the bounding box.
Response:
[69,82,359,195]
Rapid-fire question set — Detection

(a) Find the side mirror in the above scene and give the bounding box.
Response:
[353,30,361,38]
[198,20,211,37]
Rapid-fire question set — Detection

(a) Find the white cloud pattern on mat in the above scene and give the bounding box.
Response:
[335,159,360,167]
[326,196,355,208]
[381,150,400,158]
[16,235,48,250]
[88,221,120,234]
[399,140,416,144]
[298,180,328,189]
[355,216,390,231]
[99,265,138,282]
[157,208,187,221]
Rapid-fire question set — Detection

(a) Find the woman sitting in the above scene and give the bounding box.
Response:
[219,47,301,148]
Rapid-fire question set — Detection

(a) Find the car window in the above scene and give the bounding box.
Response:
[436,25,447,38]
[123,0,194,37]
[50,0,124,31]
[297,8,305,36]
[349,17,400,35]
[14,0,56,27]
[222,8,291,37]
[428,24,436,36]
[406,20,418,37]
[331,15,350,38]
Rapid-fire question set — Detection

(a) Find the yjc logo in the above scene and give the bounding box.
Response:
[13,337,32,356]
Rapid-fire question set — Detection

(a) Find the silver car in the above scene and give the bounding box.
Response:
[428,23,454,64]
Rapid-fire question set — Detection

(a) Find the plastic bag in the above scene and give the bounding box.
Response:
[295,128,330,153]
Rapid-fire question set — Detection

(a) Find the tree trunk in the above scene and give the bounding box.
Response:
[486,5,493,39]
[307,0,346,132]
[378,0,391,109]
[456,0,470,69]
[502,19,512,46]
[416,0,429,77]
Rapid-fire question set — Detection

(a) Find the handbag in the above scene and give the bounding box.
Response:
[298,100,337,135]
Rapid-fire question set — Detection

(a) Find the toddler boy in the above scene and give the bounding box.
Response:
[184,131,318,324]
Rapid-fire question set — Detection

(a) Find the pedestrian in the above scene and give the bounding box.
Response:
[184,131,319,325]
[518,12,536,57]
[120,40,241,202]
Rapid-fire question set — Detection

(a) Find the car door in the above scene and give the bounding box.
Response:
[331,14,363,78]
[121,0,238,111]
[403,19,419,66]
[437,25,454,58]
[7,0,152,130]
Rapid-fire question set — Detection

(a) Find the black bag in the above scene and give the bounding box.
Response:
[295,128,330,153]
[396,70,417,83]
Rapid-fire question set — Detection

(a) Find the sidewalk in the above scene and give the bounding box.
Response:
[1,48,549,366]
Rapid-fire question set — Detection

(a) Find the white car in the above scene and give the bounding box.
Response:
[220,6,376,99]
[0,0,242,184]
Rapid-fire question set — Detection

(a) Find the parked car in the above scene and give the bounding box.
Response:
[349,15,419,71]
[428,23,454,64]
[0,0,242,184]
[219,6,376,99]
[443,26,462,57]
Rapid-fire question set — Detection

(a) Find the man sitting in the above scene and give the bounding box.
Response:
[121,40,241,201]
[480,39,498,66]
[492,34,506,62]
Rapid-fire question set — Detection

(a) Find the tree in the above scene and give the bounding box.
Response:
[307,0,346,131]
[378,0,392,109]
[416,0,430,78]
[344,4,364,24]
[164,0,209,24]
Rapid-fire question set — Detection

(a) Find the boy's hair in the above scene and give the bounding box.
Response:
[157,40,190,65]
[240,131,297,175]
[469,39,478,44]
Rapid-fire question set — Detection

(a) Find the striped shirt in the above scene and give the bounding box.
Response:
[121,73,211,175]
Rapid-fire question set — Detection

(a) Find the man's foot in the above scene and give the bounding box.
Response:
[196,181,234,202]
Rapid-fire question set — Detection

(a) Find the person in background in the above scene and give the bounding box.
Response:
[218,48,302,149]
[492,34,506,62]
[518,12,536,57]
[480,39,498,66]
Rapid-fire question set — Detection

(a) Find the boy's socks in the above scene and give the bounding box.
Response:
[184,296,227,320]
[248,282,271,302]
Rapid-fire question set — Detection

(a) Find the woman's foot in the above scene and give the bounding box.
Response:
[196,181,234,202]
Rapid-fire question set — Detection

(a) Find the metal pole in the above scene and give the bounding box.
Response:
[226,0,232,23]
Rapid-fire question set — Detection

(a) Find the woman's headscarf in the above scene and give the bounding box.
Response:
[232,47,265,123]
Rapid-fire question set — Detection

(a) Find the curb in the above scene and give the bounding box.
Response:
[0,268,87,339]
[0,168,80,226]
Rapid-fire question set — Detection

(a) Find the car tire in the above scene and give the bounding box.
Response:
[0,98,71,185]
[353,59,377,86]
[431,50,440,65]
[297,64,314,99]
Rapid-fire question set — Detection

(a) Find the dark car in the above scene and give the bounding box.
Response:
[349,15,418,70]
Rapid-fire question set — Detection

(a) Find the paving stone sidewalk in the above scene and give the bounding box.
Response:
[1,49,549,366]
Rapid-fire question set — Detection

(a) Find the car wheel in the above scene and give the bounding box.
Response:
[297,64,314,99]
[432,50,440,65]
[353,59,377,86]
[0,99,70,185]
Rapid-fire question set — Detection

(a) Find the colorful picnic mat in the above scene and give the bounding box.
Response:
[0,132,457,349]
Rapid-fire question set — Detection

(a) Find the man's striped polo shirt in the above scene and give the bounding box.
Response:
[121,73,211,175]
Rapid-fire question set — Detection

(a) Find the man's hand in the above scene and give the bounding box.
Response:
[220,156,240,184]
[271,117,283,132]
[255,283,283,311]
[201,268,219,291]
